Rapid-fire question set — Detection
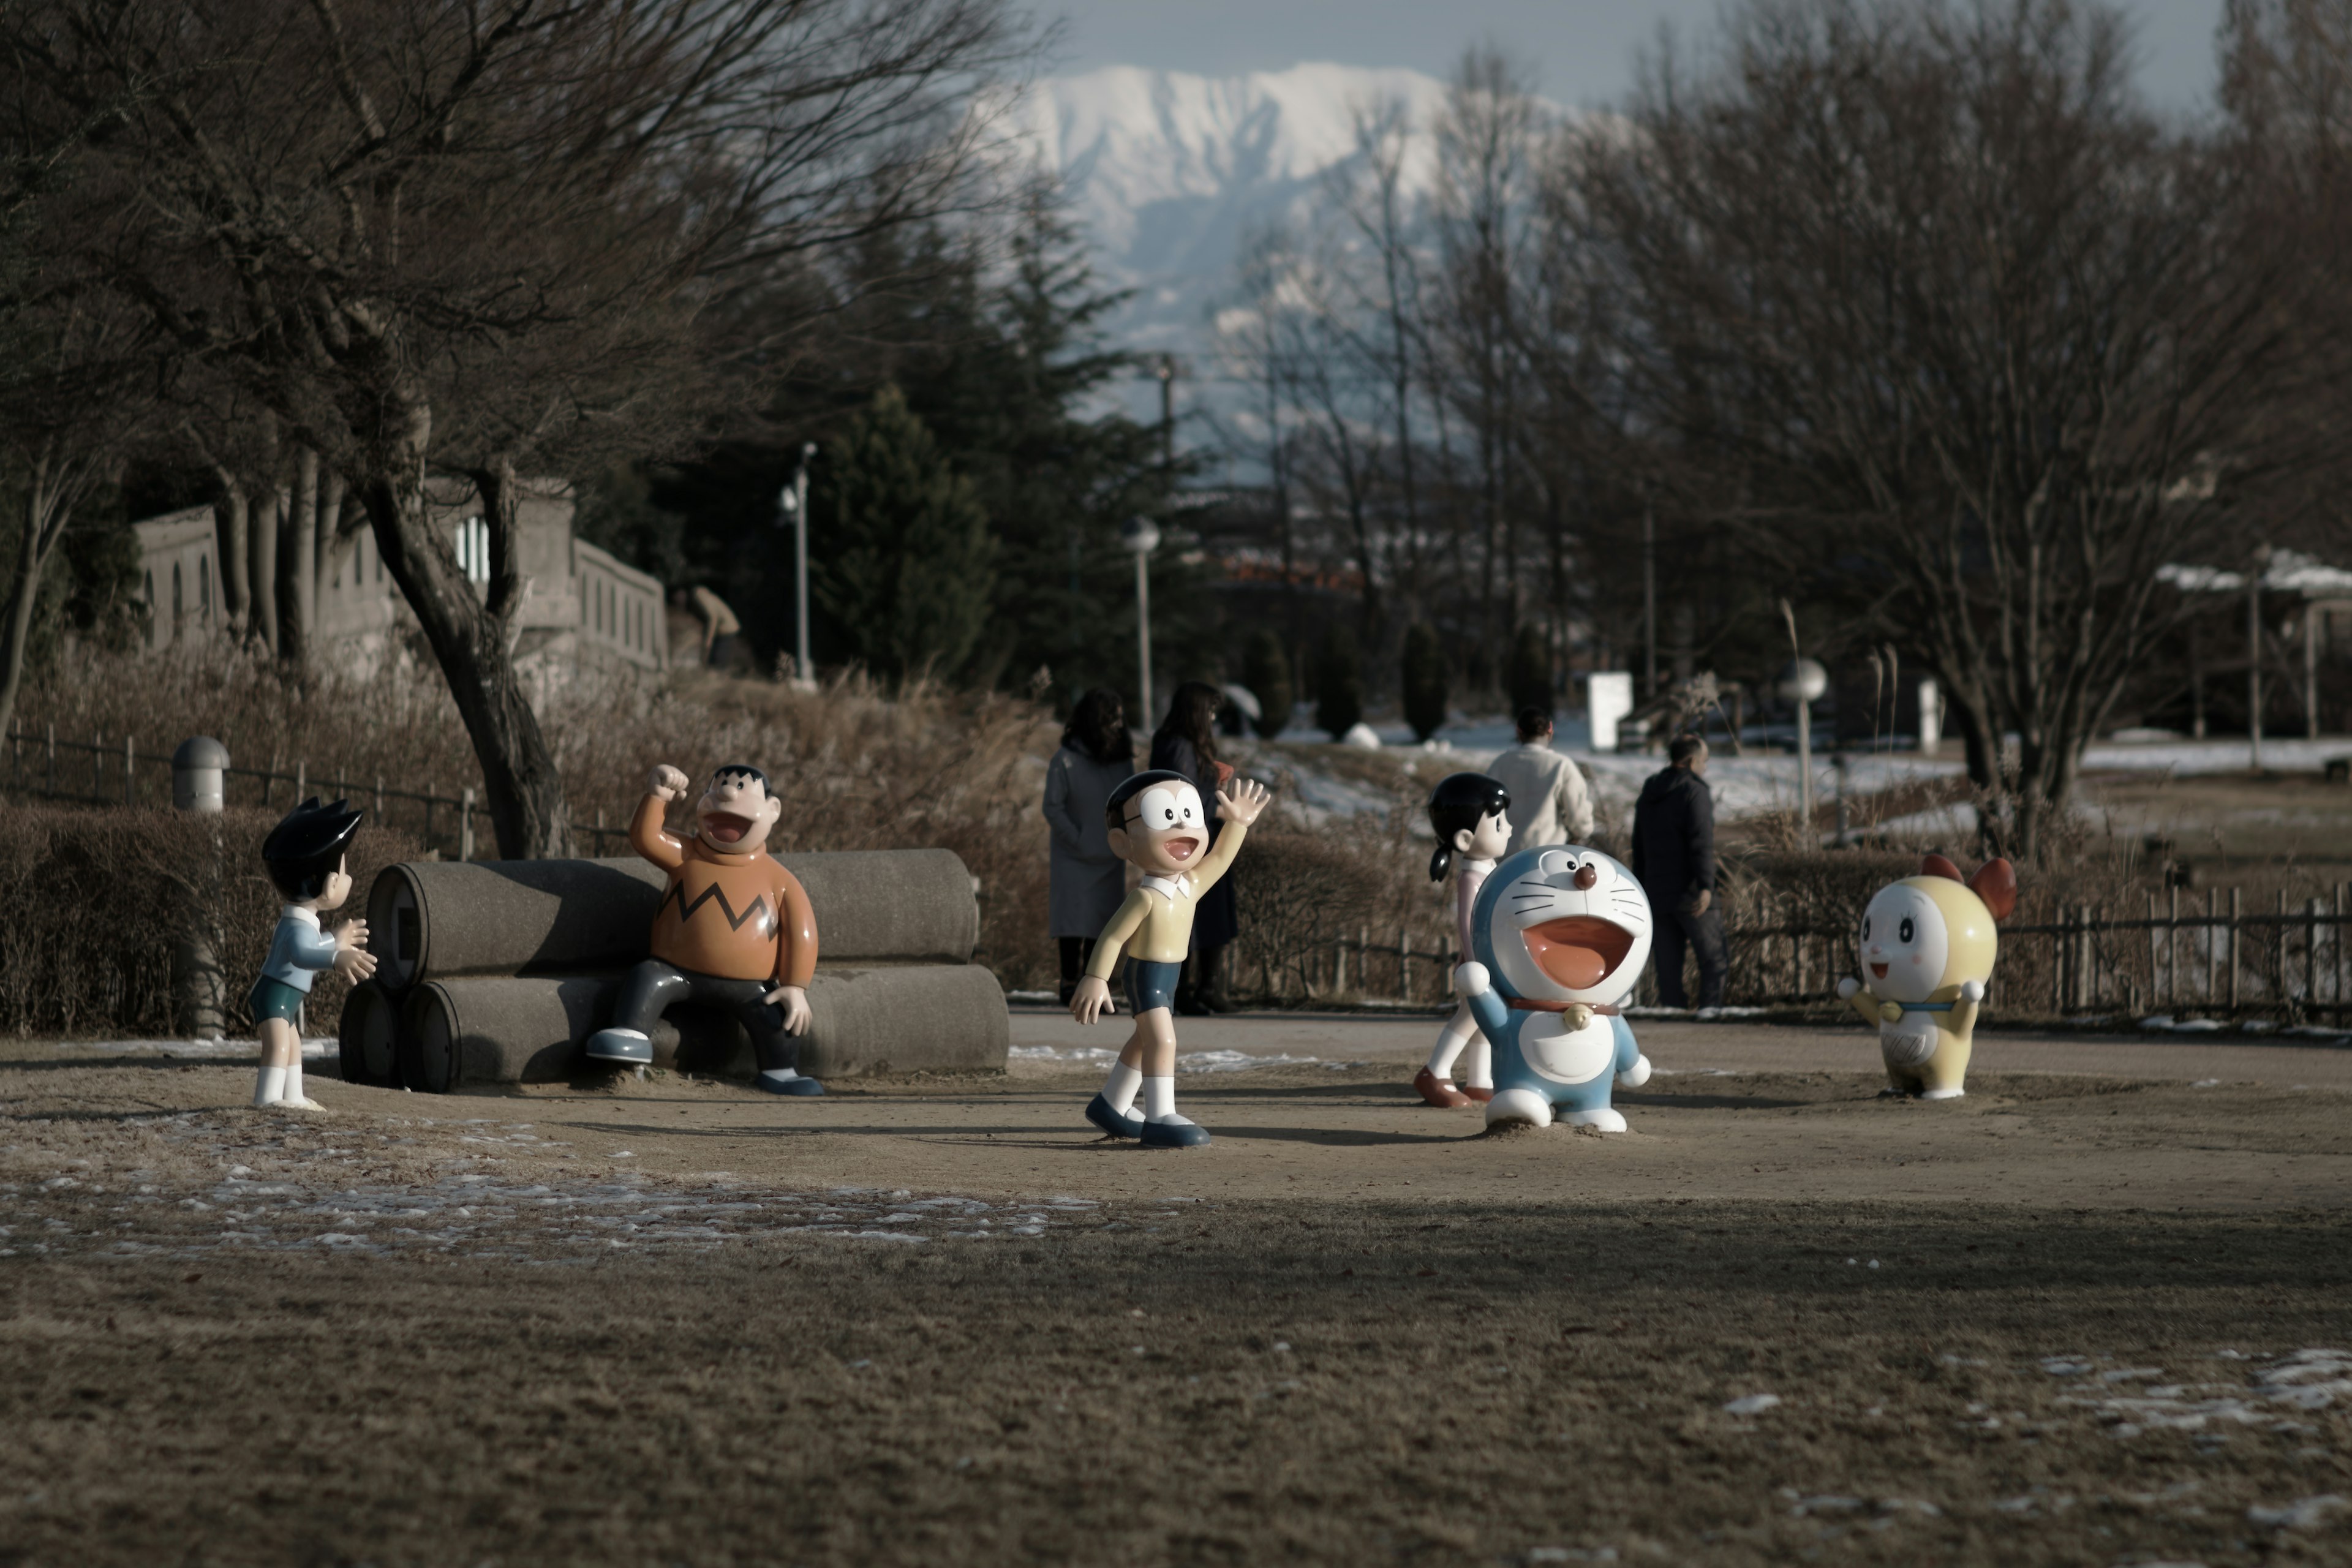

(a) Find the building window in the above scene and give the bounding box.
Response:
[143,570,156,649]
[455,516,491,586]
[200,554,212,620]
[171,562,184,638]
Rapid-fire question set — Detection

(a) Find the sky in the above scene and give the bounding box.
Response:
[1038,0,2233,109]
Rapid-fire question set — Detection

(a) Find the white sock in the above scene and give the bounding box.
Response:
[282,1058,306,1104]
[760,1068,801,1084]
[1428,1011,1476,1078]
[1464,1037,1493,1090]
[253,1065,286,1107]
[1102,1063,1143,1115]
[1144,1076,1191,1125]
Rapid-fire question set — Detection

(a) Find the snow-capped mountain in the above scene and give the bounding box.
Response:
[1017,62,1455,378]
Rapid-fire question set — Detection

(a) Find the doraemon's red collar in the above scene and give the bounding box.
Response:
[1507,998,1621,1015]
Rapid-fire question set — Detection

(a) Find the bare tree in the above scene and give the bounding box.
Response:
[1569,0,2336,857]
[2,0,1037,856]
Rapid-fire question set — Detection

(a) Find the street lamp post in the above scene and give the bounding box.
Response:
[1123,516,1161,726]
[1777,657,1829,835]
[777,442,816,688]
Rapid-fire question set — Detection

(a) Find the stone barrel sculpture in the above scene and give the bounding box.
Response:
[338,850,1007,1092]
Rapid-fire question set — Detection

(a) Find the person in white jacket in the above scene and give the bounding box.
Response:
[1487,707,1594,855]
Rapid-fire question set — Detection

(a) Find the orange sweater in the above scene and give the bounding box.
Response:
[630,793,817,987]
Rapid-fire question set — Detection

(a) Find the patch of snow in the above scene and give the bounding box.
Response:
[1722,1393,1781,1415]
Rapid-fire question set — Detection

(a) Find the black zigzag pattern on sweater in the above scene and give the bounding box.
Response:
[658,880,772,933]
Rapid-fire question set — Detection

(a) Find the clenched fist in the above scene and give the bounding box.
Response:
[648,764,690,802]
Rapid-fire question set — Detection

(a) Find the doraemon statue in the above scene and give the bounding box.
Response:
[1454,845,1656,1132]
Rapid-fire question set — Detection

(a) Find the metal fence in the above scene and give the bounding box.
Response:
[4,726,631,861]
[1236,888,2352,1022]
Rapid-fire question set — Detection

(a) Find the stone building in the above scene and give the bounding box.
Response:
[131,479,668,673]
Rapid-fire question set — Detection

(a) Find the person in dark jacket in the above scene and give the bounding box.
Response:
[1150,682,1239,1014]
[1631,733,1727,1009]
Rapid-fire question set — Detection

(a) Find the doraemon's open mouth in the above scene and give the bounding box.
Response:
[702,812,753,845]
[1870,962,1889,979]
[1161,835,1201,863]
[1521,917,1635,992]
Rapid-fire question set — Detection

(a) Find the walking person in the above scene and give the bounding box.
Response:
[1631,733,1728,1009]
[1043,688,1137,1006]
[1150,682,1240,1014]
[1488,706,1594,856]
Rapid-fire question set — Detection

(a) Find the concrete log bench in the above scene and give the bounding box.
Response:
[337,851,1007,1091]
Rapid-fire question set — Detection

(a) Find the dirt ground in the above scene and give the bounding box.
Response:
[4,1027,2351,1567]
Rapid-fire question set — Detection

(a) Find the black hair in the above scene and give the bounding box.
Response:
[1103,768,1194,834]
[262,796,364,901]
[1515,706,1553,741]
[1062,687,1132,767]
[711,763,771,798]
[1155,680,1223,769]
[1668,733,1708,764]
[1427,772,1510,882]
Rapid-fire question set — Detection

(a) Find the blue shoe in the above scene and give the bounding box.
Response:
[1138,1119,1210,1148]
[1085,1093,1145,1139]
[755,1073,826,1096]
[584,1028,652,1066]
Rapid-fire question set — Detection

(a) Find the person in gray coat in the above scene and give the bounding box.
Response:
[1488,707,1594,856]
[1044,688,1136,1004]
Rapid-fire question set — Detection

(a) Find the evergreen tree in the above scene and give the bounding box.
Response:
[810,385,995,685]
[1241,627,1294,739]
[1506,623,1553,720]
[1316,622,1365,739]
[1401,620,1449,741]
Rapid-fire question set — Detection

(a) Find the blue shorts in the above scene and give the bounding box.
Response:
[1125,959,1182,1016]
[249,976,306,1025]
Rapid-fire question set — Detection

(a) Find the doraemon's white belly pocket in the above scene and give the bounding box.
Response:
[1521,1016,1614,1085]
[1879,1017,1939,1068]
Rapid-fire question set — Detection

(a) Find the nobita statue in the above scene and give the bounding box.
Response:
[585,763,821,1093]
[1069,767,1273,1147]
[252,797,377,1110]
[1454,845,1656,1133]
[1838,853,2016,1099]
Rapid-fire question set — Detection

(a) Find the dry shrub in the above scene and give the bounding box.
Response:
[13,649,1060,992]
[0,807,424,1038]
[1230,755,1458,1004]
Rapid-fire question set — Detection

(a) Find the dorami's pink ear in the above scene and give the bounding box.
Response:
[1969,858,2018,921]
[1920,853,1964,883]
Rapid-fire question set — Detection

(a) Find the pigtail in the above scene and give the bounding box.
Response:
[1430,843,1455,883]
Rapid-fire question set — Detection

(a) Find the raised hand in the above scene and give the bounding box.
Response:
[1215,777,1272,827]
[331,920,377,981]
[649,764,690,801]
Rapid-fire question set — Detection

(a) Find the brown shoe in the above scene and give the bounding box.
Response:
[1462,1084,1496,1102]
[1413,1068,1472,1108]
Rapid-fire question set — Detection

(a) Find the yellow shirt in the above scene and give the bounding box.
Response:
[1084,823,1249,977]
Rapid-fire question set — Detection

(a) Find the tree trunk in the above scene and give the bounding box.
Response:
[0,445,89,745]
[280,446,318,666]
[249,474,281,657]
[316,466,345,625]
[208,477,249,640]
[358,430,572,859]
[0,495,48,747]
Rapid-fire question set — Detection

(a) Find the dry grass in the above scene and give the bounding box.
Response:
[11,647,1061,994]
[0,806,424,1038]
